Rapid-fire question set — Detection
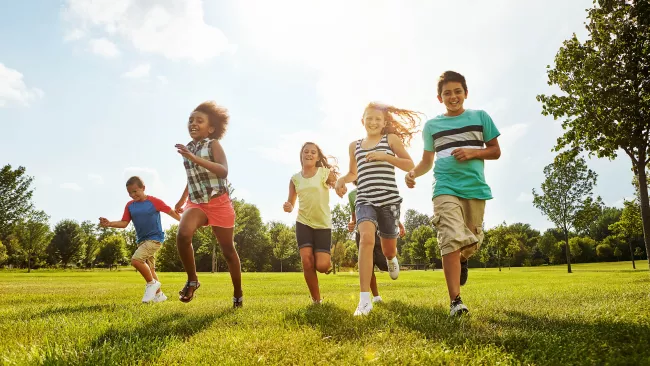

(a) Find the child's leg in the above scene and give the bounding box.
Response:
[299,247,321,300]
[358,221,377,293]
[442,250,461,301]
[370,272,379,297]
[433,196,482,302]
[212,226,243,298]
[131,240,161,283]
[177,208,208,281]
[377,204,400,259]
[131,258,154,282]
[148,259,162,293]
[314,252,331,274]
[313,228,332,274]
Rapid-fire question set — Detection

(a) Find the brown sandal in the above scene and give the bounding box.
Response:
[179,281,200,303]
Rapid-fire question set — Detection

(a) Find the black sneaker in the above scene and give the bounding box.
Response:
[233,296,243,308]
[449,295,469,317]
[460,260,469,286]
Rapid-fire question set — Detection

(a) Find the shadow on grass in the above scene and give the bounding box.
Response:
[44,309,234,365]
[385,301,650,365]
[283,303,366,342]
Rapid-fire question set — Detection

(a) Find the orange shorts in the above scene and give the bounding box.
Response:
[185,194,236,228]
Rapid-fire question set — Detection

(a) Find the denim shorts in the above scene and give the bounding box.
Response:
[355,203,400,239]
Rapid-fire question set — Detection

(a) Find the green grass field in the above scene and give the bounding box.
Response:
[1,262,649,365]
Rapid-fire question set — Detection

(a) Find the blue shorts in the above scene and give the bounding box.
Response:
[355,203,400,239]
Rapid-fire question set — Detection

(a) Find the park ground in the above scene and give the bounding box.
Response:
[1,262,649,365]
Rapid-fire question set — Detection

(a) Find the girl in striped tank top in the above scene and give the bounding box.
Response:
[174,101,243,307]
[335,102,422,316]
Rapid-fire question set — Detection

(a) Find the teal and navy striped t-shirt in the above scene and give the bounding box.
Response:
[422,109,500,200]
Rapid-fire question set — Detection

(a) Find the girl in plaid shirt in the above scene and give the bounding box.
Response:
[174,101,243,307]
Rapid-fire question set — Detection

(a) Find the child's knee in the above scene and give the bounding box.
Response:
[301,257,315,271]
[316,261,330,273]
[177,227,194,243]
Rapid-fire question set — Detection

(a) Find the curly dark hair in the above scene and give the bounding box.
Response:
[192,101,229,140]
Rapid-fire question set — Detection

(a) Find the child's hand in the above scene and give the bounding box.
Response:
[335,179,347,198]
[365,151,388,162]
[348,221,356,233]
[283,202,294,213]
[451,148,477,162]
[175,201,185,214]
[175,144,196,162]
[405,170,416,188]
[98,217,109,227]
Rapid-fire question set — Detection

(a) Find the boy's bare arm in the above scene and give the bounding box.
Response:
[99,218,129,229]
[405,150,435,188]
[166,209,181,222]
[451,137,501,162]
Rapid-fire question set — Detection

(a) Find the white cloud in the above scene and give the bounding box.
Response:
[156,75,168,84]
[64,28,85,42]
[0,63,44,107]
[88,174,104,185]
[89,38,120,58]
[61,182,83,191]
[64,0,234,62]
[517,192,534,203]
[122,63,150,79]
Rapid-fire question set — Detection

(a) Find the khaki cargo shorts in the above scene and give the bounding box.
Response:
[432,195,485,259]
[131,240,162,269]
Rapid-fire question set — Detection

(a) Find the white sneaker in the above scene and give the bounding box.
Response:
[142,280,161,303]
[449,296,469,317]
[372,295,383,304]
[387,257,400,280]
[353,300,373,316]
[311,298,323,305]
[153,292,167,303]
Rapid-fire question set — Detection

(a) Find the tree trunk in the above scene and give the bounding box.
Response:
[211,242,216,273]
[564,230,572,273]
[27,256,31,273]
[629,240,636,269]
[498,251,502,272]
[280,260,283,273]
[635,157,650,271]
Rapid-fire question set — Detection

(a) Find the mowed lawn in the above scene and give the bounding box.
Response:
[1,262,649,365]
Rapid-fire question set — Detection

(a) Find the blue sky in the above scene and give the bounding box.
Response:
[0,0,636,232]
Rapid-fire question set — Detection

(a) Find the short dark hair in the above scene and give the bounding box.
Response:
[437,71,468,96]
[126,176,144,188]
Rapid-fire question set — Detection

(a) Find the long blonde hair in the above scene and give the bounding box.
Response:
[363,102,423,147]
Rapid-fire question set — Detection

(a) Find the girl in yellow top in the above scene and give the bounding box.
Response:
[283,142,339,304]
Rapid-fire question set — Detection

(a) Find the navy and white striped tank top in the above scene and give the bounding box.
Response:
[355,135,402,207]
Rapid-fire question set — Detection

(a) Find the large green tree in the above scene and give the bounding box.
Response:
[537,0,650,269]
[0,239,7,265]
[610,199,644,269]
[0,165,35,241]
[96,235,127,270]
[48,220,86,269]
[268,221,297,272]
[533,152,598,273]
[80,220,100,268]
[13,210,52,272]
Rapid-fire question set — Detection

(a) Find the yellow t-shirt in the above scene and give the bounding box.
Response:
[291,167,331,229]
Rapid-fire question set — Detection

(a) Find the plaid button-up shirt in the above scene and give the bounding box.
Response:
[184,138,228,204]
